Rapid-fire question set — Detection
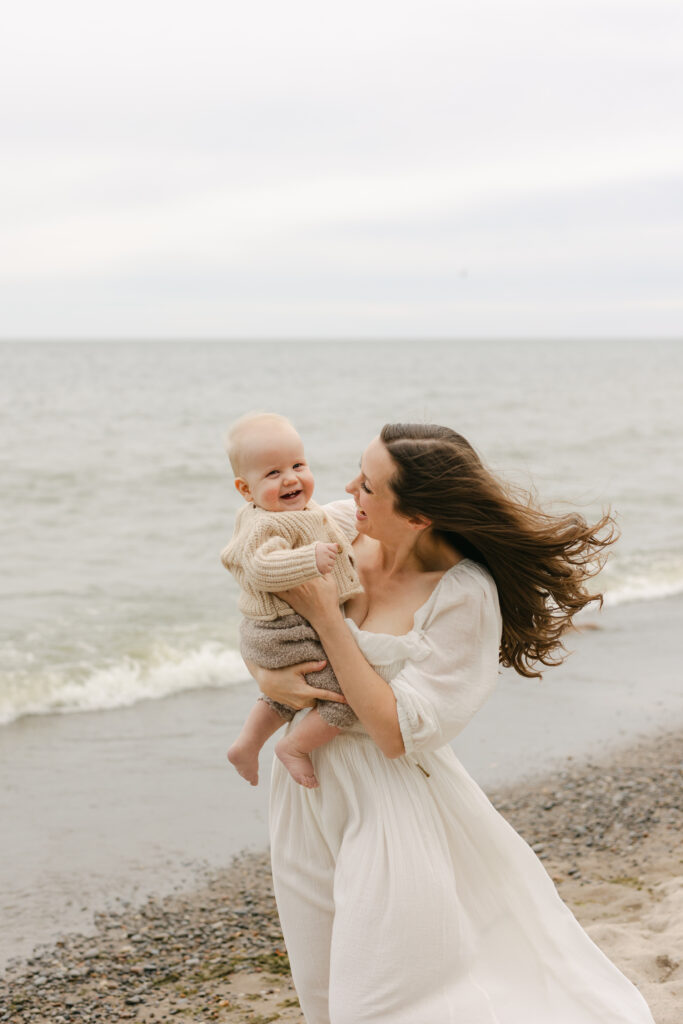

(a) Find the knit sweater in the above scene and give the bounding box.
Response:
[221,500,363,621]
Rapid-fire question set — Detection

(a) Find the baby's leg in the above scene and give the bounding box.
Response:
[275,709,341,789]
[227,700,284,786]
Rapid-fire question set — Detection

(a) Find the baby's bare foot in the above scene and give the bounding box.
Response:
[275,737,319,788]
[227,739,259,786]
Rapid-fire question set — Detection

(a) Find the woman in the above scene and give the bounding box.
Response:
[248,423,655,1024]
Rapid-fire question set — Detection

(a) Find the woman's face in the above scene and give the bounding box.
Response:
[345,437,407,541]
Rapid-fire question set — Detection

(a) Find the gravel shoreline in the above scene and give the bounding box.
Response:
[2,729,681,1023]
[491,728,682,877]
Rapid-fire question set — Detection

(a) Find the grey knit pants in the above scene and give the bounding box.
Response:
[239,613,356,729]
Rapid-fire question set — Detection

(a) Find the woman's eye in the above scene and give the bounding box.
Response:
[360,481,371,493]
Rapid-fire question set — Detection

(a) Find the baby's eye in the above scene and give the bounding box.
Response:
[293,462,305,469]
[266,470,280,478]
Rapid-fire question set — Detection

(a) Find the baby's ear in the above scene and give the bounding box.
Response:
[234,477,252,501]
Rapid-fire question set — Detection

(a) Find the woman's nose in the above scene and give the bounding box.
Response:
[345,477,357,495]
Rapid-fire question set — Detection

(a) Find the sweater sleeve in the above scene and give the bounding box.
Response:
[388,568,502,756]
[247,535,321,592]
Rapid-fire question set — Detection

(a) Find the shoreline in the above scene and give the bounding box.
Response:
[3,729,681,1024]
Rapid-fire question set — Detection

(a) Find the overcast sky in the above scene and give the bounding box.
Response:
[2,0,682,339]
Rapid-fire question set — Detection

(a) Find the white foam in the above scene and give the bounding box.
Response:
[0,642,250,726]
[602,560,683,608]
[604,577,683,607]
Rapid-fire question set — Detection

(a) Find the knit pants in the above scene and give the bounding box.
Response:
[239,613,356,729]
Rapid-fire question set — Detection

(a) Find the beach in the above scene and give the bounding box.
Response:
[2,728,681,1024]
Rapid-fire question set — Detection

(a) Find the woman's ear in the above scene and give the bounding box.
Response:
[408,513,432,532]
[234,477,253,501]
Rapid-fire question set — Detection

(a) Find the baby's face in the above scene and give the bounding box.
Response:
[235,424,315,512]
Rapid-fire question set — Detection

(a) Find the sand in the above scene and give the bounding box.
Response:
[493,730,683,1024]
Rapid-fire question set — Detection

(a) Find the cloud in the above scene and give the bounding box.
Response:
[2,0,682,336]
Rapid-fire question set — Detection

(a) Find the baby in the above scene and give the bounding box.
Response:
[221,413,362,789]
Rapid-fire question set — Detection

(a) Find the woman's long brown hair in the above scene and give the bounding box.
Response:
[380,423,618,678]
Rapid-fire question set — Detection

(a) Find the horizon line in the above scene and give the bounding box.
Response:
[2,335,682,344]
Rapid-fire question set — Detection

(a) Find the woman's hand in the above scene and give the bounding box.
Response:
[275,574,341,629]
[245,658,348,711]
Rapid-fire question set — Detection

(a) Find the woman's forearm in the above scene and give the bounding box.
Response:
[316,613,405,758]
[243,655,345,711]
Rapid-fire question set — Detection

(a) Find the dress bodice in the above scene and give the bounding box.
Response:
[343,618,430,681]
[343,557,478,677]
[341,560,503,755]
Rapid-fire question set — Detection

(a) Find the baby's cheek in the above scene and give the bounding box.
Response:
[263,483,281,506]
[303,472,315,495]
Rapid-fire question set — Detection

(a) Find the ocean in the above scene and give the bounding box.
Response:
[2,339,682,727]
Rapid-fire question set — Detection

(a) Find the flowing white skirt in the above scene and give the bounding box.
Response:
[270,725,655,1024]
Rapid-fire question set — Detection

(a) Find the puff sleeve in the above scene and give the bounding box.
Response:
[389,566,502,757]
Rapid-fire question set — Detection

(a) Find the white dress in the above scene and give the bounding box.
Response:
[269,549,655,1023]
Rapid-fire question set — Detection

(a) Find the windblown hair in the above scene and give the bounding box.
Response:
[380,423,618,678]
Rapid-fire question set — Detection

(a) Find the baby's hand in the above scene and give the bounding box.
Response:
[315,541,340,575]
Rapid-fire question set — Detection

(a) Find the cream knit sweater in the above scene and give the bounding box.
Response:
[221,500,363,621]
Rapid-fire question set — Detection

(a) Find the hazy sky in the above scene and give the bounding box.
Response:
[2,0,682,339]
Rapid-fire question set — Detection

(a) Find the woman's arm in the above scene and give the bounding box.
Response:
[275,577,406,759]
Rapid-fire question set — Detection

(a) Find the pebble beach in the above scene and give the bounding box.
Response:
[3,729,681,1024]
